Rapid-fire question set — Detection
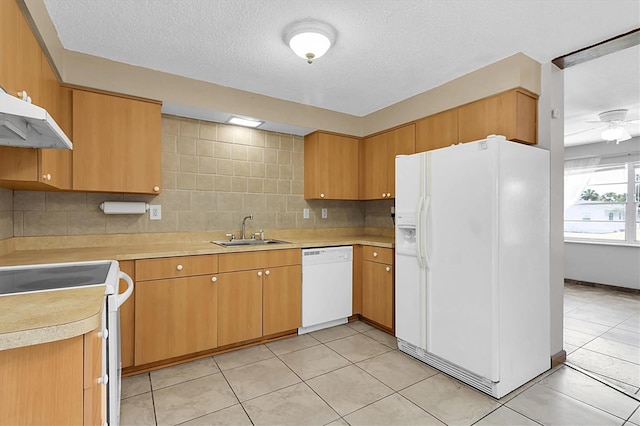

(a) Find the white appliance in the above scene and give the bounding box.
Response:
[395,135,550,398]
[299,246,353,334]
[0,87,73,149]
[0,260,133,425]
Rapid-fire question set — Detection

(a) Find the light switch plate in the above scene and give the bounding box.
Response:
[321,208,328,219]
[150,205,162,220]
[303,208,310,219]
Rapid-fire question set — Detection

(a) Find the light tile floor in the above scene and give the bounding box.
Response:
[121,284,640,425]
[564,282,640,395]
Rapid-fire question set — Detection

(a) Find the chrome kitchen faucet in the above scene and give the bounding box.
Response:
[241,214,253,240]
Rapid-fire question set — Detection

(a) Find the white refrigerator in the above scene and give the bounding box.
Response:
[395,135,550,398]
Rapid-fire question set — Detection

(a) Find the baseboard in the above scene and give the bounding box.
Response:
[551,350,567,368]
[565,278,640,294]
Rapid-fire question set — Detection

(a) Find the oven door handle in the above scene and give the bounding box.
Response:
[117,271,134,308]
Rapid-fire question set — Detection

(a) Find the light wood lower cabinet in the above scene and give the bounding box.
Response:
[218,249,302,346]
[217,269,263,346]
[84,327,106,426]
[131,250,301,366]
[0,330,104,426]
[119,260,135,369]
[360,246,394,330]
[263,265,302,336]
[134,275,218,365]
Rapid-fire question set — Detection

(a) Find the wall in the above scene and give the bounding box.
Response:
[565,242,640,290]
[538,62,565,360]
[564,137,640,290]
[0,188,13,240]
[12,116,364,237]
[25,0,541,139]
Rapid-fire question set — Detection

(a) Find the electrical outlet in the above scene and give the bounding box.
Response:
[303,208,310,219]
[150,205,162,220]
[321,208,328,219]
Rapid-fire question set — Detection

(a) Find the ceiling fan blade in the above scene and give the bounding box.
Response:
[565,126,604,137]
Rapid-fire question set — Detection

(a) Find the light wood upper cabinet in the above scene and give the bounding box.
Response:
[360,124,415,200]
[0,1,72,191]
[304,131,359,200]
[72,88,162,194]
[458,89,538,144]
[416,109,458,153]
[0,0,41,103]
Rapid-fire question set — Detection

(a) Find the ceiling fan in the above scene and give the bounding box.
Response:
[584,109,639,144]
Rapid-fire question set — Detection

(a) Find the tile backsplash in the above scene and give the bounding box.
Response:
[11,116,376,238]
[0,188,12,240]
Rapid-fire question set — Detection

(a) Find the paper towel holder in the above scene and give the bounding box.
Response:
[100,201,150,215]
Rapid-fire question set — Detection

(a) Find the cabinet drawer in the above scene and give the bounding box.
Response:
[135,255,218,281]
[362,246,393,264]
[219,249,301,273]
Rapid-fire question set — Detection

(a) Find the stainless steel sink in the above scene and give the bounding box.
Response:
[212,239,290,248]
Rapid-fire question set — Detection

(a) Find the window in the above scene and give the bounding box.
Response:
[564,161,639,244]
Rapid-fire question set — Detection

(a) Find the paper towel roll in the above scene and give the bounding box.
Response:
[100,201,149,215]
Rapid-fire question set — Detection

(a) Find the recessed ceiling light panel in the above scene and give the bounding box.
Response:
[227,116,264,128]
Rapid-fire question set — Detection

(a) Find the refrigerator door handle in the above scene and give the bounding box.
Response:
[416,195,425,269]
[116,271,134,308]
[423,196,431,270]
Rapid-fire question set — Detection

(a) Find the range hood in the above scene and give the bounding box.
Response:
[0,88,72,150]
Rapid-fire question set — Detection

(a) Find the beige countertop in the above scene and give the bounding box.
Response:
[0,228,394,351]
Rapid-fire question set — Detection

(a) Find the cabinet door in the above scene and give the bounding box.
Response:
[0,336,84,425]
[135,275,217,365]
[360,133,388,200]
[416,109,458,153]
[304,132,359,200]
[84,327,105,426]
[119,261,135,369]
[217,270,263,346]
[386,124,415,199]
[39,52,72,190]
[72,89,162,194]
[458,90,538,144]
[362,260,394,329]
[263,265,302,335]
[0,0,21,98]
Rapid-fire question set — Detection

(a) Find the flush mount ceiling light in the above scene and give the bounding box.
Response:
[285,21,336,64]
[227,116,264,128]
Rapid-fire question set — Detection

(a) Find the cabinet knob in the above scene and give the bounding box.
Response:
[320,193,325,198]
[257,271,263,277]
[373,252,378,257]
[381,193,386,198]
[98,374,109,385]
[387,193,391,198]
[176,264,183,271]
[265,270,270,276]
[211,276,217,283]
[153,186,160,192]
[42,173,51,181]
[386,266,391,272]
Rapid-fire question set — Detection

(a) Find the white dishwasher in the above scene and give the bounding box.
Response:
[299,246,353,334]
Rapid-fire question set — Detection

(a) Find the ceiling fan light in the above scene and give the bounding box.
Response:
[285,21,335,64]
[601,125,632,143]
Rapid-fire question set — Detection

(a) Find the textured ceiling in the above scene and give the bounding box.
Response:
[42,0,640,144]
